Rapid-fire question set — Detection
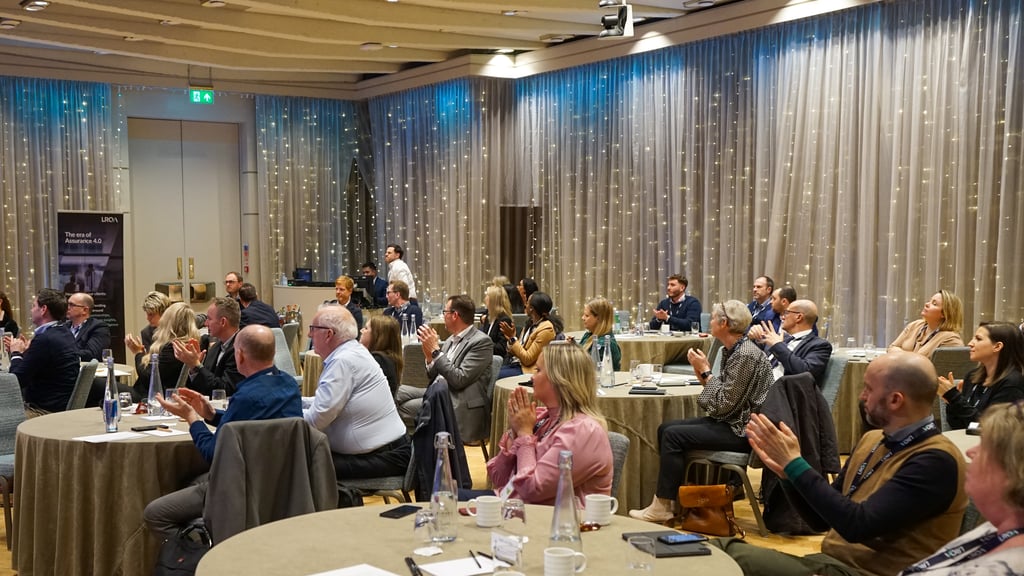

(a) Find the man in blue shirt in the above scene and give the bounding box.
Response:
[747,275,777,328]
[648,274,702,331]
[143,324,302,540]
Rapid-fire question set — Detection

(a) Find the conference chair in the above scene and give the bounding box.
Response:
[463,355,503,461]
[66,360,99,411]
[663,338,722,377]
[338,444,417,505]
[281,321,301,374]
[930,347,973,429]
[820,354,850,412]
[0,374,26,549]
[683,450,767,537]
[608,432,630,499]
[270,327,301,385]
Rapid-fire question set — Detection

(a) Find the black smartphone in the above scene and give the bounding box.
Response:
[130,425,159,432]
[658,532,708,545]
[379,504,421,519]
[629,388,666,395]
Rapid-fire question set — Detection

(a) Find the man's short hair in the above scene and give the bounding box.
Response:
[335,275,354,290]
[389,280,409,300]
[386,244,404,258]
[361,261,378,272]
[778,285,797,303]
[36,288,67,320]
[237,283,258,303]
[667,274,689,288]
[226,271,243,283]
[236,325,276,363]
[758,275,775,290]
[317,305,358,342]
[211,297,241,327]
[713,300,752,335]
[142,291,171,315]
[447,295,475,324]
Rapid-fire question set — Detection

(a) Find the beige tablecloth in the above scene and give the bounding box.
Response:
[302,351,323,396]
[490,373,704,513]
[942,429,979,460]
[829,349,871,453]
[14,410,209,576]
[196,504,741,576]
[567,331,713,367]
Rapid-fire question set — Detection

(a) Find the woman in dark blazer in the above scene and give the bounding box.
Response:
[480,285,513,364]
[938,321,1024,430]
[0,291,18,337]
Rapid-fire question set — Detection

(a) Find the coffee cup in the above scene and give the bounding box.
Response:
[467,495,502,528]
[584,494,618,525]
[544,547,587,576]
[638,363,653,382]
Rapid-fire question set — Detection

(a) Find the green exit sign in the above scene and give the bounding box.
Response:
[189,88,215,105]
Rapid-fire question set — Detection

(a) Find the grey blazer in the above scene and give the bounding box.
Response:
[426,328,494,442]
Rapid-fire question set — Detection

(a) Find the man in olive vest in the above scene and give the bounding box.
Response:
[715,351,967,576]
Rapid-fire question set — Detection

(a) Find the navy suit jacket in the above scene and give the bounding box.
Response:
[649,296,702,331]
[371,277,388,307]
[767,334,832,387]
[748,299,779,331]
[66,316,111,361]
[240,299,280,329]
[11,323,80,412]
[383,302,423,328]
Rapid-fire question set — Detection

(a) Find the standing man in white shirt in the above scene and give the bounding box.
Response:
[384,244,417,301]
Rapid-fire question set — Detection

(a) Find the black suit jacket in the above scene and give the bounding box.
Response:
[67,317,111,361]
[189,334,244,397]
[767,334,832,387]
[11,323,80,412]
[371,277,388,307]
[240,299,280,329]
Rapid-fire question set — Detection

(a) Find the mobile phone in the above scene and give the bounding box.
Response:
[658,532,708,545]
[629,388,666,395]
[130,425,159,432]
[379,504,421,519]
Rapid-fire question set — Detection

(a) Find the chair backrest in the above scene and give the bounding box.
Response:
[0,374,26,455]
[710,342,724,376]
[820,354,849,411]
[281,322,300,369]
[401,342,430,389]
[511,314,528,334]
[488,355,502,404]
[700,312,711,333]
[930,347,975,380]
[607,431,630,498]
[66,360,99,411]
[204,417,336,544]
[271,327,298,376]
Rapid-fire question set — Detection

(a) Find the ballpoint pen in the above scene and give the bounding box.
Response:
[469,550,482,568]
[404,556,423,576]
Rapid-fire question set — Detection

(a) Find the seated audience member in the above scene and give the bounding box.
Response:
[127,302,199,401]
[5,288,79,416]
[487,343,613,504]
[888,290,964,356]
[238,283,281,329]
[326,275,364,331]
[749,299,832,386]
[303,305,410,481]
[579,297,621,371]
[480,284,513,363]
[224,271,242,300]
[717,352,967,576]
[1,290,20,337]
[382,280,423,328]
[748,285,797,340]
[516,278,538,313]
[137,291,171,350]
[505,283,524,314]
[359,315,404,397]
[65,292,111,361]
[649,274,702,332]
[143,325,303,541]
[361,261,389,308]
[748,275,777,328]
[499,291,562,379]
[897,402,1024,575]
[629,300,774,522]
[937,321,1024,430]
[172,297,245,397]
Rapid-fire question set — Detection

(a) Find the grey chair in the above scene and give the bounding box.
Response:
[281,321,300,373]
[464,355,503,461]
[930,347,974,380]
[339,444,417,504]
[401,342,430,389]
[684,450,767,536]
[700,312,711,333]
[608,431,630,499]
[820,354,850,411]
[511,314,529,334]
[66,360,99,411]
[270,327,301,384]
[0,374,25,549]
[664,338,722,376]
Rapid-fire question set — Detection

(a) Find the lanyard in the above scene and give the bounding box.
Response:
[915,325,941,350]
[901,527,1023,573]
[846,421,937,496]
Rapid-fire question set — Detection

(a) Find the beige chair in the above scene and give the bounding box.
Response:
[66,360,99,411]
[608,431,630,499]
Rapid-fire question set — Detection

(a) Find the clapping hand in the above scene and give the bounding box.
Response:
[172,338,205,369]
[156,387,215,424]
[418,325,440,361]
[507,386,536,438]
[499,320,516,340]
[936,371,958,397]
[759,321,784,347]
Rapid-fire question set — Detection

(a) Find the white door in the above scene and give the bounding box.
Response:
[128,118,240,317]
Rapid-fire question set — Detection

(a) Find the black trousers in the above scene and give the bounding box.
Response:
[655,417,751,499]
[332,434,411,481]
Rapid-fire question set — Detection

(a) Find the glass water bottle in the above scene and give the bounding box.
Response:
[103,355,119,432]
[147,354,164,416]
[430,431,458,542]
[549,450,582,551]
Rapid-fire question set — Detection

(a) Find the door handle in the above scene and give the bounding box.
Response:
[177,257,182,280]
[189,257,195,280]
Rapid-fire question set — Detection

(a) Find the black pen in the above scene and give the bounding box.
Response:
[477,551,494,561]
[469,550,481,568]
[404,556,423,576]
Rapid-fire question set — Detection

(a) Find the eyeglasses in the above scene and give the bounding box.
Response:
[308,325,332,334]
[782,309,803,317]
[442,309,453,315]
[67,302,88,309]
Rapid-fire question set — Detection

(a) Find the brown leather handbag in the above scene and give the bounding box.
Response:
[675,484,744,538]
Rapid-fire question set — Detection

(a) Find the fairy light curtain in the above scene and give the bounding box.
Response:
[0,77,114,320]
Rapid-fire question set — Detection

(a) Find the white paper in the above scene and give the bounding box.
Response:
[74,431,146,443]
[143,428,189,437]
[140,415,180,421]
[306,564,401,576]
[420,556,507,576]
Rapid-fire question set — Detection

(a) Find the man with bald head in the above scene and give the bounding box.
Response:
[144,325,302,540]
[65,292,111,361]
[752,299,831,386]
[717,352,968,576]
[304,305,409,481]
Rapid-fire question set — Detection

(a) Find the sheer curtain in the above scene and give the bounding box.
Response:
[0,78,114,319]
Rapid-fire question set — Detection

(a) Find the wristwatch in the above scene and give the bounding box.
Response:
[431,349,442,360]
[507,337,517,345]
[700,370,713,380]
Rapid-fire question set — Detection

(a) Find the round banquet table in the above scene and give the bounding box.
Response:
[828,349,871,453]
[942,429,979,461]
[566,331,713,367]
[196,504,742,576]
[13,409,209,576]
[489,372,704,514]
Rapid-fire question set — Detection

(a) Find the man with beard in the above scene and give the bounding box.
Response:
[714,351,968,576]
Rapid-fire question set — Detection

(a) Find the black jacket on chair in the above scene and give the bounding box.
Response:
[411,377,473,502]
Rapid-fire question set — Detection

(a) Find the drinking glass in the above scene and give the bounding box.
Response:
[846,337,856,350]
[864,336,875,359]
[501,498,527,535]
[627,536,656,571]
[118,392,133,410]
[211,389,227,409]
[101,348,113,363]
[652,364,663,384]
[629,360,642,386]
[413,509,437,544]
[691,322,700,335]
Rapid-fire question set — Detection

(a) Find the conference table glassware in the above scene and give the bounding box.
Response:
[195,504,742,576]
[13,409,209,576]
[490,372,704,513]
[565,331,713,368]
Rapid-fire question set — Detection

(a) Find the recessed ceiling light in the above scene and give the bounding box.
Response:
[0,18,21,29]
[360,42,383,51]
[159,19,181,26]
[200,0,226,7]
[385,0,399,3]
[19,0,49,11]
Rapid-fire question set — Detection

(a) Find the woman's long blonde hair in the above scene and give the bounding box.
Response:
[543,342,606,428]
[485,285,512,322]
[143,302,199,366]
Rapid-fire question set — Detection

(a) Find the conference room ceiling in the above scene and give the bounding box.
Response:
[0,0,748,95]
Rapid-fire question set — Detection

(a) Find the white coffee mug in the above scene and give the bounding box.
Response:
[544,547,587,576]
[638,363,654,382]
[660,322,671,334]
[468,495,502,527]
[584,493,619,525]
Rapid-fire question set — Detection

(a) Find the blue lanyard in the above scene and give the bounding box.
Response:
[901,527,1023,573]
[846,421,937,497]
